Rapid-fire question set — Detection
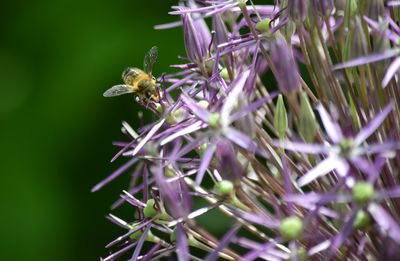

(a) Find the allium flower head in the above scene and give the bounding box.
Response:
[95,1,400,259]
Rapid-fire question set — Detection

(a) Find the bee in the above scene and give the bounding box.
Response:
[103,46,161,103]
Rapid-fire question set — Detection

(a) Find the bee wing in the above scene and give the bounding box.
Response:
[103,84,133,97]
[143,46,158,74]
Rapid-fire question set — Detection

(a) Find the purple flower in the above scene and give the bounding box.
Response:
[275,102,400,187]
[95,1,400,259]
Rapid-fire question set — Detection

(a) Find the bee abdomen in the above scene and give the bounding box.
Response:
[122,67,144,85]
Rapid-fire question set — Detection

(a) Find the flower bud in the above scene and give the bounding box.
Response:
[311,0,334,17]
[353,210,371,230]
[215,139,244,182]
[350,16,368,58]
[352,182,375,204]
[129,224,144,240]
[143,198,158,218]
[287,0,308,24]
[298,92,317,143]
[212,14,229,47]
[270,34,301,93]
[274,95,288,140]
[360,0,384,21]
[181,12,211,65]
[256,18,271,32]
[208,113,221,128]
[280,216,303,240]
[197,100,209,110]
[154,167,192,220]
[214,180,235,197]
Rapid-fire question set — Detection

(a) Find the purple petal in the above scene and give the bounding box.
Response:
[120,191,146,208]
[364,16,400,44]
[229,93,277,123]
[238,211,280,228]
[285,192,351,204]
[175,135,207,158]
[106,214,130,229]
[361,142,400,155]
[176,224,189,261]
[168,204,220,227]
[351,156,378,177]
[221,70,250,119]
[91,158,138,192]
[308,240,331,257]
[181,92,211,122]
[131,225,151,261]
[383,57,400,87]
[154,21,182,30]
[141,242,162,261]
[368,203,400,243]
[166,73,195,93]
[224,127,258,153]
[204,3,238,17]
[111,138,137,162]
[169,3,227,15]
[241,239,282,261]
[273,140,330,154]
[329,209,358,256]
[333,49,400,70]
[297,156,346,187]
[355,101,394,145]
[316,104,343,143]
[195,142,216,184]
[103,242,136,261]
[160,120,205,146]
[376,187,400,200]
[132,119,166,157]
[106,219,153,248]
[204,224,241,261]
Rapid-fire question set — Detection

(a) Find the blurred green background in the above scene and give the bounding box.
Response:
[0,1,184,260]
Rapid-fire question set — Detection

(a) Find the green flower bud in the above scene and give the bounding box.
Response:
[293,247,307,261]
[237,0,247,9]
[214,180,235,196]
[339,138,355,157]
[166,107,185,125]
[298,91,317,143]
[156,103,163,114]
[165,167,175,177]
[197,100,209,110]
[170,227,177,243]
[280,216,303,241]
[256,18,271,32]
[198,143,208,157]
[274,95,288,140]
[353,210,371,230]
[129,225,143,240]
[143,199,158,218]
[352,182,375,204]
[220,68,230,81]
[208,113,221,128]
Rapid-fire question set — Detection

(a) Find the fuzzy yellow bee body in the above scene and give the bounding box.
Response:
[104,46,161,103]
